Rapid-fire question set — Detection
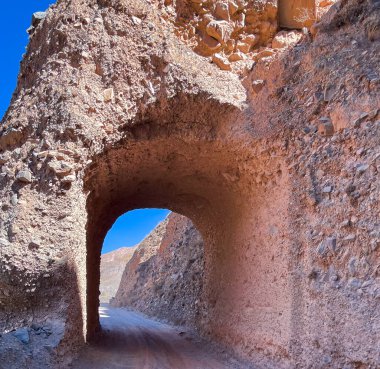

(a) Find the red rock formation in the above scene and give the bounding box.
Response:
[0,0,379,367]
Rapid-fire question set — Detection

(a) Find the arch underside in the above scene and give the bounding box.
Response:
[84,121,293,367]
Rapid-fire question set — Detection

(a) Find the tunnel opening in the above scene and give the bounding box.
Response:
[82,112,292,364]
[98,208,206,331]
[84,133,249,341]
[87,198,211,340]
[99,208,171,306]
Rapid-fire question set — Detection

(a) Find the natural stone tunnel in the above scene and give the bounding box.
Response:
[84,119,292,348]
[0,0,379,368]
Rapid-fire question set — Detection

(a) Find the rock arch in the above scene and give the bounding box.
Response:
[1,0,379,367]
[84,112,291,341]
[0,1,291,364]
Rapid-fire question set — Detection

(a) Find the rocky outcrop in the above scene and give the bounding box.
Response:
[0,0,379,368]
[113,213,204,328]
[170,0,337,73]
[172,0,278,73]
[99,246,137,303]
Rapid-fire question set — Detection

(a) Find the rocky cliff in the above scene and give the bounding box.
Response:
[99,246,137,303]
[112,213,205,328]
[0,0,379,368]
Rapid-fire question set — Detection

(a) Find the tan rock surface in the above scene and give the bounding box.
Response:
[272,30,303,49]
[172,0,278,72]
[99,246,137,303]
[0,0,379,368]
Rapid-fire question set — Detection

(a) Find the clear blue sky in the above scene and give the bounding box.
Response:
[102,209,171,254]
[1,2,170,254]
[0,1,57,118]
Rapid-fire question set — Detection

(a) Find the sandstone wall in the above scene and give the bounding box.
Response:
[0,0,379,368]
[113,213,205,328]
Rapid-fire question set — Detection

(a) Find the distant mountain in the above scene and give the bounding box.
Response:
[100,247,137,303]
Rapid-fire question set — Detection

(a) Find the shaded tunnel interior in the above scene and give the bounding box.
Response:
[84,134,249,339]
[83,129,293,363]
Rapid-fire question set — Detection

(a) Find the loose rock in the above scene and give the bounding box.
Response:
[212,53,231,71]
[16,170,32,183]
[103,88,114,103]
[13,328,30,344]
[318,120,334,136]
[252,79,265,93]
[206,21,232,44]
[272,30,303,49]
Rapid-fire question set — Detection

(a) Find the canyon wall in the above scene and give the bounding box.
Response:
[113,213,205,328]
[0,0,379,368]
[99,246,137,303]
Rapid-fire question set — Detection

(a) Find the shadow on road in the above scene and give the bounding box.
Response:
[72,304,240,369]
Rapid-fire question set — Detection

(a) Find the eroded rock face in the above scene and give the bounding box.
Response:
[99,246,137,303]
[0,0,379,368]
[112,213,205,328]
[171,0,278,73]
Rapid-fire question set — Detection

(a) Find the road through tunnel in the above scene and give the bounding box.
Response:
[83,126,294,364]
[3,0,378,366]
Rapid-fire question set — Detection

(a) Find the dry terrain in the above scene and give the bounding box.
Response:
[99,246,137,303]
[72,304,254,369]
[113,213,205,328]
[0,0,379,368]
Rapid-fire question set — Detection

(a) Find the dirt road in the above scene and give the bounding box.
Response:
[72,305,249,369]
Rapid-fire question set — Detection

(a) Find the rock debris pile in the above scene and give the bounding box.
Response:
[164,0,336,72]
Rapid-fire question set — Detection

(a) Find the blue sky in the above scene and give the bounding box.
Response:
[1,2,170,254]
[0,1,56,118]
[102,209,171,254]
